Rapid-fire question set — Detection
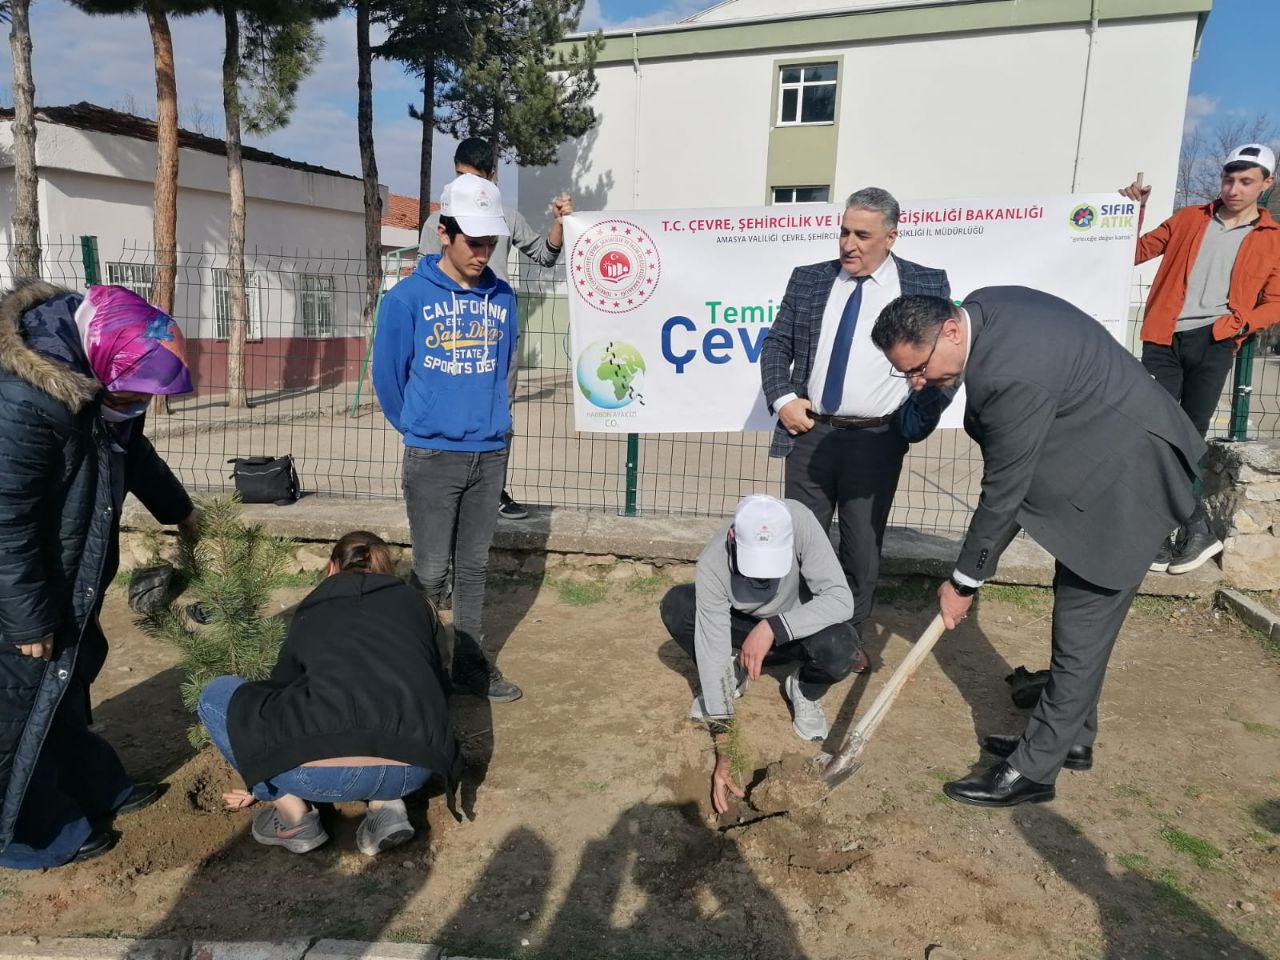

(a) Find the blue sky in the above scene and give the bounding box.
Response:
[1181,0,1280,135]
[1,0,1275,199]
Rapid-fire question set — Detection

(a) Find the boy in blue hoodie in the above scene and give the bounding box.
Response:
[373,173,522,703]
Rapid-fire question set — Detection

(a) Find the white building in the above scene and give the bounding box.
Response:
[0,102,385,393]
[520,0,1209,231]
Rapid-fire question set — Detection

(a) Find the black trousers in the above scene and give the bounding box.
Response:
[782,422,908,633]
[659,583,858,700]
[1141,327,1236,437]
[0,674,132,869]
[1008,562,1140,784]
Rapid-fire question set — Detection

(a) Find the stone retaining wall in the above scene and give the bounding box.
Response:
[1204,438,1280,591]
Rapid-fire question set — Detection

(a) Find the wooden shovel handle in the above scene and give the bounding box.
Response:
[838,613,947,757]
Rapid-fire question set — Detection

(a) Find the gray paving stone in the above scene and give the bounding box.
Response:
[306,941,443,960]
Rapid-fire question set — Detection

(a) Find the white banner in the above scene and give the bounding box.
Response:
[564,195,1138,433]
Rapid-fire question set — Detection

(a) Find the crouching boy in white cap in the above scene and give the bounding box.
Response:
[659,495,862,812]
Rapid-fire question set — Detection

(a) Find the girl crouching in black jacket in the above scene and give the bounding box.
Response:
[197,531,459,855]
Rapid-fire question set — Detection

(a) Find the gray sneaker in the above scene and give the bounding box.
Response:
[251,805,328,854]
[783,668,829,742]
[356,799,415,856]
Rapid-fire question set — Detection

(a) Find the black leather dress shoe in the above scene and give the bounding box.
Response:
[943,761,1055,807]
[72,829,117,864]
[981,734,1093,771]
[116,782,164,816]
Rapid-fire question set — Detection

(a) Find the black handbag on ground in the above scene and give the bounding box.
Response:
[128,563,176,615]
[1005,665,1052,709]
[227,455,300,505]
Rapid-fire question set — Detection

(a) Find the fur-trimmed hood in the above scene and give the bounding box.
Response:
[0,279,100,412]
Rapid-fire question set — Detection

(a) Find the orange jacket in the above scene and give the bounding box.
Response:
[1135,201,1280,347]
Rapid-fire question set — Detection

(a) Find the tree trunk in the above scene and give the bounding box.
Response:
[145,0,179,415]
[356,0,382,332]
[417,48,435,232]
[9,0,40,279]
[223,4,250,410]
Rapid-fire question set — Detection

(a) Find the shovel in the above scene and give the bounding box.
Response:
[815,613,947,792]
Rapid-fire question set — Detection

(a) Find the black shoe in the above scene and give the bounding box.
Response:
[72,829,117,864]
[186,602,215,624]
[851,648,871,674]
[498,492,529,520]
[116,782,164,816]
[943,761,1055,807]
[1149,531,1177,573]
[981,735,1093,771]
[1168,502,1222,575]
[454,661,523,703]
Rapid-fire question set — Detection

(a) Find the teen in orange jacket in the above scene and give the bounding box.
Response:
[1120,143,1279,575]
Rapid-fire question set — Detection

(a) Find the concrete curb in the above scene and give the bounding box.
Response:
[122,498,1224,598]
[0,940,469,960]
[1215,588,1280,641]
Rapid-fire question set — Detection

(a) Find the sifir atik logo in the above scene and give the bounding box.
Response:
[571,220,661,314]
[1070,204,1097,231]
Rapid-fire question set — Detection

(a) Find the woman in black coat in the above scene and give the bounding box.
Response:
[198,531,460,856]
[0,280,197,869]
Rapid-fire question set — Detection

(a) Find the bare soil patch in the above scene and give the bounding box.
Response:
[2,572,1277,960]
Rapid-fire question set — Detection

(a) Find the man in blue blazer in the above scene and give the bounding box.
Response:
[760,188,951,694]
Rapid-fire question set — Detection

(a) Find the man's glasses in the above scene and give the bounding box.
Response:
[888,323,946,379]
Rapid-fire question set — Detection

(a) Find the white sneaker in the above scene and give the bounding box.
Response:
[356,799,414,856]
[783,668,829,742]
[689,671,748,722]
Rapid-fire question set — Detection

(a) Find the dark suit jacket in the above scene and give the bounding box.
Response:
[957,286,1204,590]
[760,254,951,458]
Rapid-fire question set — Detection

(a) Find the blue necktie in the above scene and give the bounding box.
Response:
[820,276,867,414]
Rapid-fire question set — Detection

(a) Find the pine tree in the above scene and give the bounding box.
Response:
[139,496,295,747]
[439,0,602,168]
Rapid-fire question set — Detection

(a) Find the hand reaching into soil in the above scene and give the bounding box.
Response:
[711,753,745,815]
[222,789,257,811]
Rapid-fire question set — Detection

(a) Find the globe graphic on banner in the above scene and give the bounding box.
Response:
[576,340,646,409]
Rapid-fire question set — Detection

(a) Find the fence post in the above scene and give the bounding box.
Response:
[1229,336,1256,441]
[80,236,100,285]
[624,432,639,517]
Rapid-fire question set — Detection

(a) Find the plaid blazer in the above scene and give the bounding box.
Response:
[760,254,951,458]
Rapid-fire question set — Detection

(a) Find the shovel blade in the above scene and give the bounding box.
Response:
[813,736,867,792]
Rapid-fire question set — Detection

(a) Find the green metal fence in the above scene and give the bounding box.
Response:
[2,237,1274,534]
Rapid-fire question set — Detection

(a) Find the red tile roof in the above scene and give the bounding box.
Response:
[384,193,438,229]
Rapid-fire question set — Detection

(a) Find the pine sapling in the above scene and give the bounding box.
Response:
[138,496,296,747]
[719,668,750,785]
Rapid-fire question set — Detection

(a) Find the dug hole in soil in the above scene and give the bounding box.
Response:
[2,571,1278,960]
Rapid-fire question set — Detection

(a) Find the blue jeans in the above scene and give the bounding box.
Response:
[197,676,431,803]
[0,677,133,870]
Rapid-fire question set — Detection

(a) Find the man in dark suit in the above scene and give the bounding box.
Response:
[871,287,1204,807]
[760,187,951,658]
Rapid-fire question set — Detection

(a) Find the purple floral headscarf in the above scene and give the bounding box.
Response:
[74,285,193,395]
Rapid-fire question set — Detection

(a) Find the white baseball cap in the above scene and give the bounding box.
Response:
[732,495,794,579]
[1224,143,1276,177]
[440,173,510,238]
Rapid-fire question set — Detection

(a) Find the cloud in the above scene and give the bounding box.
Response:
[0,4,436,196]
[579,0,713,31]
[1183,93,1218,134]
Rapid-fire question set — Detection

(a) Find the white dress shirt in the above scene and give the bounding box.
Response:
[775,255,908,419]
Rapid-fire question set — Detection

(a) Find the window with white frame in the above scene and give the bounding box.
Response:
[106,262,155,299]
[773,186,831,204]
[777,63,837,125]
[300,274,335,338]
[212,268,262,340]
